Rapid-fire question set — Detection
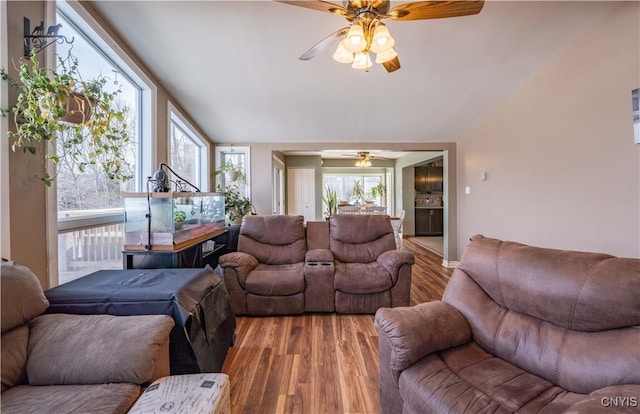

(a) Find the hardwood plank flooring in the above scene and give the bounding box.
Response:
[221,238,453,413]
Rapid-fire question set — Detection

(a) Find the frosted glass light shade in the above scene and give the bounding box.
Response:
[375,47,398,64]
[333,40,354,63]
[352,52,372,70]
[343,24,366,53]
[370,24,395,53]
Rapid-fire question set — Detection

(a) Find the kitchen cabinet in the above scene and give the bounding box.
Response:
[415,208,443,236]
[415,165,443,193]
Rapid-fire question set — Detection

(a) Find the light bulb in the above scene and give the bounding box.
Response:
[343,24,366,53]
[370,24,395,53]
[375,47,398,64]
[352,52,372,70]
[333,40,354,64]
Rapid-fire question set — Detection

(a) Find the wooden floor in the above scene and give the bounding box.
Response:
[221,238,453,414]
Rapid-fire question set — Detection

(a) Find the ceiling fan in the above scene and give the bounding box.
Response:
[346,151,389,167]
[278,0,485,73]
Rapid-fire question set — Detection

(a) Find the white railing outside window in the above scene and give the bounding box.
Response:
[57,210,124,285]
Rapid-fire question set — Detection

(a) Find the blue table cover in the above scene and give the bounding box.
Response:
[45,267,235,374]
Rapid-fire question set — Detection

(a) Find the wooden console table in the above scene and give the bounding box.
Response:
[122,229,227,269]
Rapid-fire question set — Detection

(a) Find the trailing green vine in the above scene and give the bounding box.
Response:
[1,52,132,186]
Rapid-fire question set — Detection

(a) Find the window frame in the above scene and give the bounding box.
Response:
[323,171,387,205]
[169,103,210,191]
[215,146,251,198]
[57,0,154,192]
[52,1,155,285]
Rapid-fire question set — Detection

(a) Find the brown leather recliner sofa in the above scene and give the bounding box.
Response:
[375,235,640,413]
[219,214,414,315]
[0,261,175,414]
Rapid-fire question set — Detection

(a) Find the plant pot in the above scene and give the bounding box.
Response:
[40,92,93,125]
[224,171,240,182]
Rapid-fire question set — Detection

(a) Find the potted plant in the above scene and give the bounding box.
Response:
[219,184,254,225]
[213,161,246,184]
[322,185,338,219]
[351,179,366,204]
[370,182,386,204]
[1,52,131,186]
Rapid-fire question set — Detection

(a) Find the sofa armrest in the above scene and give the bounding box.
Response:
[377,250,414,284]
[27,314,174,386]
[219,251,259,288]
[305,248,334,263]
[375,302,471,373]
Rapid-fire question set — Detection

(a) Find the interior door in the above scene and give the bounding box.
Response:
[272,157,285,215]
[287,167,315,222]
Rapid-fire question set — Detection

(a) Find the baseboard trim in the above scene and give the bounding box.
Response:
[442,260,459,268]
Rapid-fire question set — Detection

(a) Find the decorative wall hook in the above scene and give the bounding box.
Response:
[23,17,74,58]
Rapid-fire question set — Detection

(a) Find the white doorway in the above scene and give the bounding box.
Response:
[273,156,285,214]
[287,167,315,222]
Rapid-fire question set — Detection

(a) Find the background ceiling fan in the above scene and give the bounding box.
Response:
[278,0,485,72]
[342,151,390,167]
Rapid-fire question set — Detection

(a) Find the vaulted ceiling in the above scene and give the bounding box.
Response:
[91,1,617,144]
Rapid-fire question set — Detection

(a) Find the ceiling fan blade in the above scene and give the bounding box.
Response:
[387,1,484,21]
[382,56,401,73]
[277,1,351,18]
[299,27,349,60]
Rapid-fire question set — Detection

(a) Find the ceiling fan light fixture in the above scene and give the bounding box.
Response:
[370,23,395,54]
[375,47,398,64]
[352,52,372,70]
[333,40,354,64]
[343,23,366,53]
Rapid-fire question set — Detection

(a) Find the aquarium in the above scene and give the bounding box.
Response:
[123,192,225,250]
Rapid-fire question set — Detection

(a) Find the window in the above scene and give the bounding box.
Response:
[55,3,150,284]
[169,108,209,191]
[215,146,250,198]
[324,173,385,205]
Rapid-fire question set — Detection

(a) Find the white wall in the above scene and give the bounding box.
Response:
[457,2,640,258]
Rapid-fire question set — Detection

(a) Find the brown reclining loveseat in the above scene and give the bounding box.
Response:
[219,214,414,315]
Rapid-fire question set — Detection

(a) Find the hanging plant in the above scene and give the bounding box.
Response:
[1,52,132,186]
[212,161,246,184]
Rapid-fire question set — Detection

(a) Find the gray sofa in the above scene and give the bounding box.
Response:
[219,214,414,315]
[0,261,175,414]
[375,235,640,413]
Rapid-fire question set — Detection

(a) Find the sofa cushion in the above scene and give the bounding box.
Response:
[329,215,396,263]
[1,261,49,333]
[27,314,174,385]
[0,383,141,414]
[1,325,29,392]
[334,262,392,294]
[399,342,585,414]
[245,263,305,296]
[238,215,306,264]
[458,235,640,331]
